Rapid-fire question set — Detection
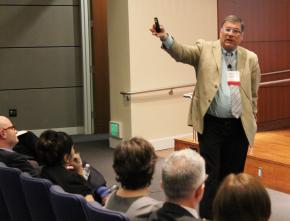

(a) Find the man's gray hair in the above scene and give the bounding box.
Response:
[162,149,206,201]
[222,15,245,32]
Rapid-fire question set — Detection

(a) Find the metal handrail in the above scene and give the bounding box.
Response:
[120,70,290,100]
[120,83,195,100]
[261,69,290,76]
[260,78,290,86]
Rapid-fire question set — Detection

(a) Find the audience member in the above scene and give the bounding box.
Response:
[0,116,39,177]
[13,130,39,161]
[105,137,162,221]
[213,173,271,221]
[149,149,207,221]
[36,130,107,203]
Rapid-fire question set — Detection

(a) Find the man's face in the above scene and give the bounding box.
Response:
[0,117,18,147]
[219,21,243,51]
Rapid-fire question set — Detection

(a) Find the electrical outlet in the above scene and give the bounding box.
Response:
[9,109,17,117]
[258,167,263,177]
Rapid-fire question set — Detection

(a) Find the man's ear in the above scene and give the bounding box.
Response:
[0,129,6,139]
[240,32,244,42]
[195,184,205,201]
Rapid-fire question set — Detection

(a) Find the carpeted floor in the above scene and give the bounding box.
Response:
[73,136,290,221]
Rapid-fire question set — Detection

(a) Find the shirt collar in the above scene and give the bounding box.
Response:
[180,204,199,218]
[222,48,237,56]
[0,147,14,152]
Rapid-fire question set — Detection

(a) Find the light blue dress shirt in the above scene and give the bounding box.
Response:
[162,36,237,118]
[207,49,237,118]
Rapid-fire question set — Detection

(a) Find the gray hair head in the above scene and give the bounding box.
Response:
[162,149,206,201]
[222,15,245,32]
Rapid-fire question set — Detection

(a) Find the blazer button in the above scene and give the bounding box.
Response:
[215,85,218,89]
[208,99,211,103]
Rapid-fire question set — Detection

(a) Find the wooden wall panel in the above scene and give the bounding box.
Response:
[218,0,290,41]
[242,42,290,73]
[258,85,290,121]
[218,0,290,131]
[91,0,110,133]
[261,72,290,82]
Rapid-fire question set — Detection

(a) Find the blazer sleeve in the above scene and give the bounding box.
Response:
[6,153,39,177]
[164,38,205,69]
[250,53,261,116]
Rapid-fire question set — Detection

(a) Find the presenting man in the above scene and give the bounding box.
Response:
[151,15,261,219]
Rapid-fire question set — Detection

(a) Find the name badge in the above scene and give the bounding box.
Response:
[227,71,240,86]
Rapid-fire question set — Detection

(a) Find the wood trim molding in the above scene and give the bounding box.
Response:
[258,117,290,131]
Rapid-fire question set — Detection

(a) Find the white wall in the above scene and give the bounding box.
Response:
[108,0,217,149]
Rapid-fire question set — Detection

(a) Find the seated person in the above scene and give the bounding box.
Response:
[149,149,207,221]
[0,116,39,177]
[13,130,39,160]
[36,130,107,203]
[105,137,162,221]
[13,129,106,188]
[213,173,271,221]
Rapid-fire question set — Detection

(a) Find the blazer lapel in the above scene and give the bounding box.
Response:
[213,40,222,75]
[237,47,246,85]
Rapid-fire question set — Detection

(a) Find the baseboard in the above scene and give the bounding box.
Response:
[109,133,193,150]
[109,137,123,148]
[149,133,193,151]
[258,117,290,131]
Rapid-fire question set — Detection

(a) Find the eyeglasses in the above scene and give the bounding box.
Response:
[2,125,16,131]
[222,27,242,35]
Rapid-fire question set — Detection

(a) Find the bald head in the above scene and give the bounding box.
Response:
[0,116,11,128]
[0,116,18,148]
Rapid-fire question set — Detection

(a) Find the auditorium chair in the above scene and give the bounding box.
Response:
[0,162,11,221]
[49,185,89,221]
[85,201,131,221]
[20,172,57,221]
[0,163,32,221]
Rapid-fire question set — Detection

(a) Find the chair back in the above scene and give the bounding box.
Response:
[0,163,32,221]
[85,201,131,221]
[20,172,57,221]
[0,162,11,221]
[50,185,88,221]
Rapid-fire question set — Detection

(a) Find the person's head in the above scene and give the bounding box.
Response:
[162,149,206,207]
[220,15,244,51]
[113,137,157,190]
[213,173,271,221]
[0,116,18,147]
[36,130,74,166]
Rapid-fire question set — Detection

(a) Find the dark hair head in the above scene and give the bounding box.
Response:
[221,15,245,32]
[36,130,73,166]
[213,173,271,221]
[113,137,157,190]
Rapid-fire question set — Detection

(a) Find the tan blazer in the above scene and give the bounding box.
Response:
[166,39,261,145]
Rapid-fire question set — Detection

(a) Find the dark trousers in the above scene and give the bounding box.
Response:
[198,114,249,219]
